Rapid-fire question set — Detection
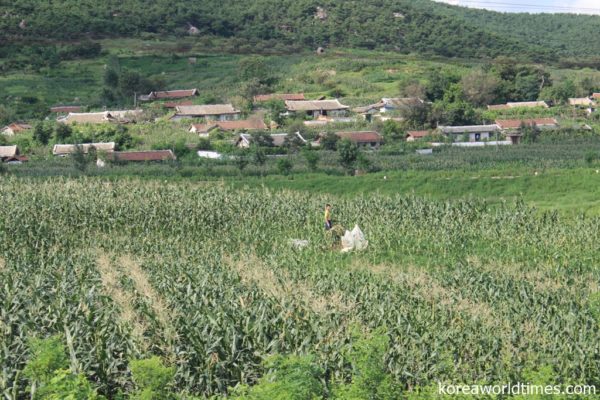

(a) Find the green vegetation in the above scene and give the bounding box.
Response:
[2,178,600,398]
[4,0,600,61]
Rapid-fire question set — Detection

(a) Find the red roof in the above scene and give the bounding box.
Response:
[108,150,176,162]
[407,130,429,138]
[254,93,306,102]
[50,106,82,113]
[3,123,31,132]
[163,101,194,108]
[191,119,267,132]
[335,131,382,143]
[152,89,199,99]
[592,93,600,99]
[495,118,558,129]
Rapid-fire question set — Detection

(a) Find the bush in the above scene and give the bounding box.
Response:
[302,149,320,171]
[337,139,359,174]
[130,357,175,400]
[277,158,293,176]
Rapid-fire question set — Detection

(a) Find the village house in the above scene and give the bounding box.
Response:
[487,101,549,110]
[52,142,116,156]
[284,99,349,119]
[50,105,82,114]
[569,98,594,107]
[254,93,306,102]
[139,89,199,101]
[189,119,267,137]
[1,123,32,136]
[235,132,307,148]
[592,93,600,101]
[569,98,596,113]
[495,118,558,131]
[495,118,559,144]
[0,145,27,163]
[105,150,176,163]
[439,125,500,142]
[171,104,241,121]
[58,110,143,125]
[354,97,424,121]
[334,131,383,149]
[406,130,430,142]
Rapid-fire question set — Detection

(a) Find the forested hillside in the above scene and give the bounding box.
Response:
[2,0,600,60]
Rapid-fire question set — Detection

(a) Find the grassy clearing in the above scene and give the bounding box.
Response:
[230,167,600,215]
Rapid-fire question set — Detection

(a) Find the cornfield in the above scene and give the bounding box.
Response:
[1,177,599,397]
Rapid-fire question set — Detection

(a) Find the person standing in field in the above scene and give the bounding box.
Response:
[324,204,332,230]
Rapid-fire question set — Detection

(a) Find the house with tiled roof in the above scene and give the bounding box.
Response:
[406,130,430,142]
[139,89,199,101]
[334,131,383,148]
[171,104,241,121]
[439,125,500,142]
[285,99,349,119]
[1,123,32,136]
[189,119,267,136]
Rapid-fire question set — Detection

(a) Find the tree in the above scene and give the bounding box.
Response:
[424,68,460,101]
[320,131,339,151]
[251,131,274,147]
[337,139,359,174]
[432,84,477,126]
[382,119,405,142]
[238,56,272,84]
[402,101,432,129]
[252,146,267,166]
[461,69,500,107]
[540,79,576,104]
[283,132,305,152]
[54,123,72,141]
[302,149,319,172]
[72,144,93,173]
[235,148,250,172]
[103,67,119,88]
[265,99,286,126]
[521,123,540,143]
[277,158,293,176]
[33,122,52,145]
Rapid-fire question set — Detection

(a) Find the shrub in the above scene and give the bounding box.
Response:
[277,158,293,176]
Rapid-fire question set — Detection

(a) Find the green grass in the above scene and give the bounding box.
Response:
[229,168,600,215]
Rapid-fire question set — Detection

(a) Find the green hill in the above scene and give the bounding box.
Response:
[2,0,600,60]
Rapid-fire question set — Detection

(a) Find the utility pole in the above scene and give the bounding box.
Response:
[134,92,137,109]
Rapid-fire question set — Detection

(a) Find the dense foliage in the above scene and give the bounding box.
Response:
[1,178,599,398]
[2,0,600,60]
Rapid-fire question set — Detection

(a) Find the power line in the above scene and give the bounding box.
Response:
[436,0,600,13]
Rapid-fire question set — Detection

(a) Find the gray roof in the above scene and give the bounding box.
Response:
[53,142,116,156]
[239,132,306,147]
[285,99,349,111]
[175,104,240,116]
[0,145,18,158]
[439,125,499,134]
